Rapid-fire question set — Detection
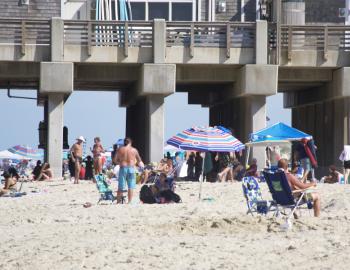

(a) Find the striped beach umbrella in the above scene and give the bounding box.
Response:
[167,126,245,152]
[8,145,44,160]
[167,126,245,200]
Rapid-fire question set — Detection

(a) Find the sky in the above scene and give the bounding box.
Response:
[0,90,290,151]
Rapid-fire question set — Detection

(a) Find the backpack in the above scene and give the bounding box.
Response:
[159,190,182,203]
[140,185,156,204]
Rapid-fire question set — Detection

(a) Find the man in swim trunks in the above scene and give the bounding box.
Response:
[70,136,85,184]
[114,137,144,203]
[92,137,105,175]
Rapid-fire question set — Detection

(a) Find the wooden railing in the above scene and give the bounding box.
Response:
[1,19,350,63]
[166,22,255,57]
[279,25,350,60]
[64,20,153,56]
[0,19,50,55]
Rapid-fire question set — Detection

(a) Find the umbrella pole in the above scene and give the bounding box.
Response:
[199,152,206,200]
[245,146,251,167]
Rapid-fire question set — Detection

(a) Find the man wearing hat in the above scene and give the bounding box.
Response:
[70,136,85,184]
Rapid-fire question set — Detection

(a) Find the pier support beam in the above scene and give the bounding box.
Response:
[40,62,73,178]
[125,63,175,163]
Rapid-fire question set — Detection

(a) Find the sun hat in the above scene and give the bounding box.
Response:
[76,136,86,143]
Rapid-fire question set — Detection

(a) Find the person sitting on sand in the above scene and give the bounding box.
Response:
[278,158,321,217]
[36,163,53,181]
[322,165,343,184]
[0,172,17,196]
[32,160,42,180]
[155,173,171,192]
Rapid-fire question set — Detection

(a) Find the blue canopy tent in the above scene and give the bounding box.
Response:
[245,122,313,166]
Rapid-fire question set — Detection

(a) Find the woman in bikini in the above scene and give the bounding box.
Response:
[0,172,17,196]
[92,137,105,175]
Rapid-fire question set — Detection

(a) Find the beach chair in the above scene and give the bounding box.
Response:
[95,174,117,204]
[241,176,272,215]
[263,169,313,223]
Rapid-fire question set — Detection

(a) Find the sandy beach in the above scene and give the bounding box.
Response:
[1,180,350,270]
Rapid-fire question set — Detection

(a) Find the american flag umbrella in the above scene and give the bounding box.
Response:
[167,126,245,199]
[8,145,44,160]
[167,126,245,152]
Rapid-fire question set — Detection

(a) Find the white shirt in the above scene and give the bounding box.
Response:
[339,145,350,162]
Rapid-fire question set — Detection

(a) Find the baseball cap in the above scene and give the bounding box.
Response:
[76,136,86,143]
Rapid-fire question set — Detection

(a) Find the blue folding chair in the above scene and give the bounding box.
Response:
[95,174,117,204]
[242,176,273,215]
[263,169,313,223]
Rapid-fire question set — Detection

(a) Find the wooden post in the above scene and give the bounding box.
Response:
[87,21,92,56]
[190,23,194,58]
[226,23,231,58]
[124,22,129,57]
[324,25,328,60]
[288,26,292,61]
[21,21,26,55]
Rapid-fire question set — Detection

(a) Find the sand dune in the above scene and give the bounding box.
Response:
[1,180,350,270]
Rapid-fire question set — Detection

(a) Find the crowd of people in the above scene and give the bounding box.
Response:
[1,134,349,212]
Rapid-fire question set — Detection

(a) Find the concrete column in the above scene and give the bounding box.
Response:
[146,95,165,163]
[51,17,64,62]
[209,96,266,168]
[245,96,267,168]
[292,98,350,177]
[255,20,268,64]
[153,19,166,64]
[126,95,165,164]
[126,98,147,160]
[40,62,73,178]
[47,94,64,178]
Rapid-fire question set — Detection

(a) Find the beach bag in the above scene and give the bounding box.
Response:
[159,190,182,203]
[179,162,188,178]
[140,185,156,204]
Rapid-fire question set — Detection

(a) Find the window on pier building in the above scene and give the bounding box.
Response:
[149,2,169,20]
[91,0,196,21]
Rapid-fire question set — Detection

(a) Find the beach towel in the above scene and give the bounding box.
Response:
[301,139,318,168]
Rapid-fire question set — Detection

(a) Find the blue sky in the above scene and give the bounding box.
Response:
[0,90,290,150]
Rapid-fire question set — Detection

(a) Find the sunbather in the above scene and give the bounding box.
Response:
[322,165,343,184]
[278,158,320,217]
[0,172,17,196]
[36,163,53,181]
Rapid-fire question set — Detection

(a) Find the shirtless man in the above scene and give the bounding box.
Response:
[278,158,320,217]
[92,137,105,175]
[114,137,144,203]
[70,136,85,184]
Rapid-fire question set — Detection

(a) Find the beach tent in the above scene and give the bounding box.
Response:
[8,145,44,160]
[246,122,312,146]
[245,122,312,165]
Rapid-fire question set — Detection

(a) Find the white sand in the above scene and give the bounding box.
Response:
[1,180,350,270]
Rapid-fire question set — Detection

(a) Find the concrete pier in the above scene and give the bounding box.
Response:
[40,62,73,177]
